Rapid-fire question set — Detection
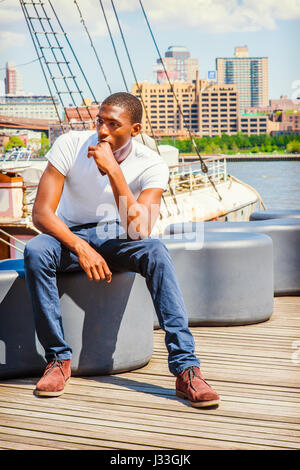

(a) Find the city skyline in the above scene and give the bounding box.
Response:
[0,0,300,103]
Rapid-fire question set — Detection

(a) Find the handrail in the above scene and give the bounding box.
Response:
[0,228,27,246]
[0,236,24,254]
[0,185,38,189]
[168,154,225,169]
[167,157,227,194]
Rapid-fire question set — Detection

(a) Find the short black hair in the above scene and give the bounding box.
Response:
[101,92,143,124]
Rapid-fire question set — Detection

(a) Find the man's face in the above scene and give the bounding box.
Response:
[95,104,140,152]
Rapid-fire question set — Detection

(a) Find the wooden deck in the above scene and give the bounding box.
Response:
[0,296,299,451]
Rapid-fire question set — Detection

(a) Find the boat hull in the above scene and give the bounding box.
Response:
[152,178,259,236]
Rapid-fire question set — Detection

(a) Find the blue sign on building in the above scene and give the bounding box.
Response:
[208,71,216,80]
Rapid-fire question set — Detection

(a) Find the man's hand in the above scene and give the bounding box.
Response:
[87,141,118,176]
[74,238,112,283]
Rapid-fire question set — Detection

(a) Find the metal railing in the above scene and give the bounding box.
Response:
[167,155,227,195]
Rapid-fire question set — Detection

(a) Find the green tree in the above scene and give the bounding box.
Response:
[5,136,26,151]
[38,133,50,156]
[286,140,300,153]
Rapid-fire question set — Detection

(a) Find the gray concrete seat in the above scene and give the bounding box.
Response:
[156,231,274,327]
[0,260,153,379]
[166,218,300,296]
[250,209,300,221]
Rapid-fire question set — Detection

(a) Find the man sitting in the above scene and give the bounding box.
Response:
[24,92,219,408]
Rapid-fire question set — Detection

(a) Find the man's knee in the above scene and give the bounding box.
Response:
[24,234,59,270]
[144,238,169,261]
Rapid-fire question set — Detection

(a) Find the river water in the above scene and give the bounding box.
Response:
[226,160,300,210]
[9,157,300,211]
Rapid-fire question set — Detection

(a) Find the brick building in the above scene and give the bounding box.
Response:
[238,114,279,135]
[64,100,100,123]
[132,78,239,137]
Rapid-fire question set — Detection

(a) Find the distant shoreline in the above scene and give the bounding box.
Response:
[181,153,300,162]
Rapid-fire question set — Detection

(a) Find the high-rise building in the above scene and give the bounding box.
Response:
[155,46,198,84]
[132,78,239,137]
[4,62,23,95]
[216,46,268,114]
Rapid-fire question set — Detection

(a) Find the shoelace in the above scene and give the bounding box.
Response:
[182,366,202,392]
[44,355,66,380]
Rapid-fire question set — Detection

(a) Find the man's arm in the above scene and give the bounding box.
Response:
[32,162,112,282]
[108,165,163,239]
[88,142,164,239]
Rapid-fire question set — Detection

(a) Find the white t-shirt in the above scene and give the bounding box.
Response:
[46,130,169,236]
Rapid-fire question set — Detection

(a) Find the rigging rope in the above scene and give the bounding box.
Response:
[110,2,154,148]
[47,0,96,124]
[138,0,222,201]
[73,0,112,95]
[0,57,42,71]
[110,0,179,215]
[48,0,97,105]
[32,0,88,126]
[19,0,65,131]
[98,0,129,92]
[20,0,86,128]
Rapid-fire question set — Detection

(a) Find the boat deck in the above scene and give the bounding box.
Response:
[0,296,299,451]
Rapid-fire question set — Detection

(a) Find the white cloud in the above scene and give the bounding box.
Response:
[0,0,23,24]
[0,31,26,54]
[0,0,299,56]
[142,0,300,32]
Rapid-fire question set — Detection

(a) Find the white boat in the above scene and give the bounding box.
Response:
[1,148,34,171]
[134,134,264,236]
[0,134,263,259]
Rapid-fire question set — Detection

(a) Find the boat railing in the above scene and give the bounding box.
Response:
[167,155,227,194]
[2,148,33,163]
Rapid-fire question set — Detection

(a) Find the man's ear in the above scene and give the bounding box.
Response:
[131,123,142,137]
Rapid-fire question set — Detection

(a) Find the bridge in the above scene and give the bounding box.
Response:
[0,115,59,136]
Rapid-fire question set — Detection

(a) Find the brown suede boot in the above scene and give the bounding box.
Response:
[35,358,71,397]
[176,366,220,408]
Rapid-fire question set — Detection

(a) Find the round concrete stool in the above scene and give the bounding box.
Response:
[157,231,274,327]
[166,218,300,296]
[250,209,300,221]
[0,259,153,379]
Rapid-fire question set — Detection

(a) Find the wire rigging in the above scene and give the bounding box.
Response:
[110,0,179,216]
[31,0,87,125]
[98,0,128,92]
[73,0,112,95]
[19,0,104,129]
[138,0,222,201]
[0,57,42,71]
[19,0,64,129]
[48,0,98,106]
[110,1,155,148]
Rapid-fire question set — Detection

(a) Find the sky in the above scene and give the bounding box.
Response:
[0,0,300,104]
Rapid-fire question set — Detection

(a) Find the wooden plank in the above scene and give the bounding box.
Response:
[1,385,299,431]
[0,399,299,447]
[0,414,291,450]
[0,432,111,450]
[0,295,299,450]
[1,388,299,436]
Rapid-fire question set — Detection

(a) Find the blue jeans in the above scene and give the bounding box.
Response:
[24,224,200,376]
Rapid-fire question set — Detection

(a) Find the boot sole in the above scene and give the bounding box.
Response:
[34,379,69,397]
[176,390,219,408]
